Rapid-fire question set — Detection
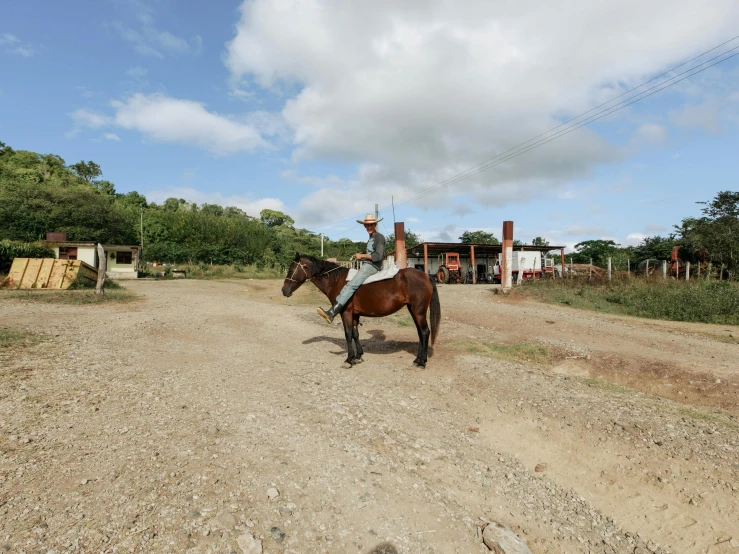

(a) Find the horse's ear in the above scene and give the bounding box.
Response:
[294,252,301,260]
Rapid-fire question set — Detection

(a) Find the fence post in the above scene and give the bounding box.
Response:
[685,261,690,281]
[720,263,725,281]
[570,258,573,279]
[627,258,630,277]
[589,258,593,280]
[707,262,712,281]
[608,257,612,281]
[662,260,667,279]
[697,262,700,279]
[645,260,649,277]
[96,243,107,296]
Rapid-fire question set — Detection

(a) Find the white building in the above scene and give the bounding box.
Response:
[44,234,139,279]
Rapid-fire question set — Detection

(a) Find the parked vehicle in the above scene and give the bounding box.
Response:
[436,252,467,284]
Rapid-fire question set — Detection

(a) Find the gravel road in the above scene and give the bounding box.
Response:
[1,279,737,553]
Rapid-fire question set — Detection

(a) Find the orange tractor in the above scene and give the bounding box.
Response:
[436,252,468,284]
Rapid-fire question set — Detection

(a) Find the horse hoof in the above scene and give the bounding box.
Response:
[354,357,364,364]
[342,362,353,369]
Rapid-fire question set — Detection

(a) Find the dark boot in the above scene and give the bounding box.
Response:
[317,302,343,324]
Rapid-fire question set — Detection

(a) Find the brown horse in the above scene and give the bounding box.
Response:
[282,254,440,367]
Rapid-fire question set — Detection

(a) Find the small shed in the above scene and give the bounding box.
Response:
[43,233,139,279]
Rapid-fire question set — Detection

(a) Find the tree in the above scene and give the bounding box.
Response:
[532,236,549,247]
[676,191,739,279]
[386,228,422,249]
[200,203,225,217]
[459,230,499,244]
[70,160,102,184]
[571,239,620,266]
[630,235,678,261]
[260,209,294,228]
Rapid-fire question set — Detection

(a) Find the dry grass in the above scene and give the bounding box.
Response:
[1,288,136,304]
[518,278,739,325]
[144,263,283,280]
[0,328,38,349]
[449,339,549,364]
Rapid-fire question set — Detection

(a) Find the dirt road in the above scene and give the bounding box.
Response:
[1,279,737,553]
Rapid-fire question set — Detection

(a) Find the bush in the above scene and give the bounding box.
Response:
[519,278,739,325]
[0,240,54,273]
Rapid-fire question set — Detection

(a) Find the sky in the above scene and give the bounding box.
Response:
[1,0,738,250]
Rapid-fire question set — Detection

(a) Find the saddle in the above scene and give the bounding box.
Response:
[346,258,399,285]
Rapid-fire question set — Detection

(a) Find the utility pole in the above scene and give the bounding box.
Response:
[375,203,379,220]
[140,208,144,256]
[320,233,324,257]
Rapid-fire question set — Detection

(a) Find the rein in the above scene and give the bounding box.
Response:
[285,261,345,283]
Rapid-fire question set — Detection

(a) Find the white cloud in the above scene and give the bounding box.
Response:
[634,123,668,143]
[625,233,647,246]
[562,225,606,237]
[224,0,738,226]
[670,100,723,134]
[644,224,666,232]
[110,94,268,154]
[1,32,34,57]
[103,133,121,141]
[142,186,285,218]
[67,109,113,137]
[69,94,269,154]
[126,66,147,80]
[113,2,195,58]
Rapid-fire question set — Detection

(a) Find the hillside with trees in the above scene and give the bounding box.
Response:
[1,140,736,279]
[0,141,364,269]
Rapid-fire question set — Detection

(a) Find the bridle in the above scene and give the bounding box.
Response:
[284,259,344,283]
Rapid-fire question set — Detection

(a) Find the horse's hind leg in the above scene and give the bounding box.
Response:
[407,305,430,367]
[352,315,363,363]
[341,312,357,367]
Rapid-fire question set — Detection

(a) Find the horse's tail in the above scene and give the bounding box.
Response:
[429,276,441,346]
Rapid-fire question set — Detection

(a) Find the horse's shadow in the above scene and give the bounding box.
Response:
[303,329,419,357]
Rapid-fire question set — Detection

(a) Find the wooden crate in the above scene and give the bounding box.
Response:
[1,258,98,289]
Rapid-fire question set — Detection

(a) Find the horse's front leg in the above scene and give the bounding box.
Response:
[352,315,363,363]
[341,311,356,368]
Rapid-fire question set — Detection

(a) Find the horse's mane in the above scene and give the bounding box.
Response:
[297,254,345,276]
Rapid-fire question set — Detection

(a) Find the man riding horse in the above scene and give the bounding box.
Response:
[317,213,386,323]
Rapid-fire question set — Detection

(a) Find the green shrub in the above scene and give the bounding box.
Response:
[0,240,54,273]
[520,278,739,325]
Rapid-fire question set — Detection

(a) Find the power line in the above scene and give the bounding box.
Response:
[393,47,739,210]
[319,35,739,233]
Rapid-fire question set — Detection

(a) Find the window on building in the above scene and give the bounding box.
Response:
[58,247,77,260]
[116,251,133,264]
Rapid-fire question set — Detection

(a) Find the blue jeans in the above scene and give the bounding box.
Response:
[336,263,378,306]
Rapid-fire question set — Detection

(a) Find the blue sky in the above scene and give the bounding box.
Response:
[1,0,738,250]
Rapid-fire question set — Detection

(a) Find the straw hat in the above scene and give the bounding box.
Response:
[356,213,383,225]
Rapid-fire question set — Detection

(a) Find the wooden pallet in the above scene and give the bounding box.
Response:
[0,258,98,290]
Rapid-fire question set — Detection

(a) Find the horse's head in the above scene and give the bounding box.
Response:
[282,253,311,297]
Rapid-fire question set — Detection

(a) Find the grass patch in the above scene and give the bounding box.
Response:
[2,288,135,304]
[0,328,37,349]
[144,263,283,280]
[675,406,739,430]
[393,313,414,327]
[518,278,739,325]
[450,339,548,364]
[576,377,632,394]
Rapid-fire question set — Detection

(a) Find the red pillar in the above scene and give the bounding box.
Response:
[560,248,565,278]
[394,222,407,269]
[501,221,513,289]
[423,243,428,275]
